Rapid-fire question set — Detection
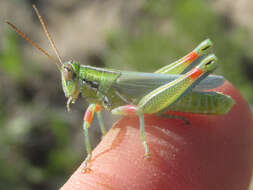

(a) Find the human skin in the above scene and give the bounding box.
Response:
[61,81,253,190]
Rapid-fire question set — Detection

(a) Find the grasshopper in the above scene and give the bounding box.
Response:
[6,5,234,172]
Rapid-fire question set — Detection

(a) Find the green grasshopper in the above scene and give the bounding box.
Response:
[6,5,234,172]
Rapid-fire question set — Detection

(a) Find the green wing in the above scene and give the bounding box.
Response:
[112,71,225,102]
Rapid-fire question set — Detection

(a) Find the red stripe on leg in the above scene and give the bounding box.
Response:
[112,105,138,115]
[123,105,138,115]
[95,104,102,112]
[185,51,198,63]
[189,68,204,80]
[84,109,94,124]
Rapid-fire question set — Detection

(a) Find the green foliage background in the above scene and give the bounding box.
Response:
[0,0,253,189]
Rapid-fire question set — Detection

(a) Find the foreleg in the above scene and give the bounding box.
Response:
[82,104,101,172]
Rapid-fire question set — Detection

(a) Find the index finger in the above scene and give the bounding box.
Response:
[61,81,253,190]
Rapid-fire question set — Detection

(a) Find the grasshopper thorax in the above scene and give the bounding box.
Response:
[61,61,81,111]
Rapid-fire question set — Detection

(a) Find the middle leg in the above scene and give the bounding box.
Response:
[112,105,150,157]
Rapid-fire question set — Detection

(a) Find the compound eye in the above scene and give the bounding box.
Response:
[63,65,73,81]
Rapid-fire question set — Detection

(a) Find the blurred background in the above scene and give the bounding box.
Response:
[0,0,253,189]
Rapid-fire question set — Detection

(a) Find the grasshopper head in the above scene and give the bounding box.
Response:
[61,61,80,111]
[194,39,213,55]
[198,54,218,72]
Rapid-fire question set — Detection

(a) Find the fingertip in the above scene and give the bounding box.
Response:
[62,81,253,190]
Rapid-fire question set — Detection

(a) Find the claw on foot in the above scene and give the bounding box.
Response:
[82,154,92,173]
[144,152,151,160]
[82,167,92,173]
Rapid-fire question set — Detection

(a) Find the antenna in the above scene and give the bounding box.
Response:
[32,4,63,66]
[6,21,61,69]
